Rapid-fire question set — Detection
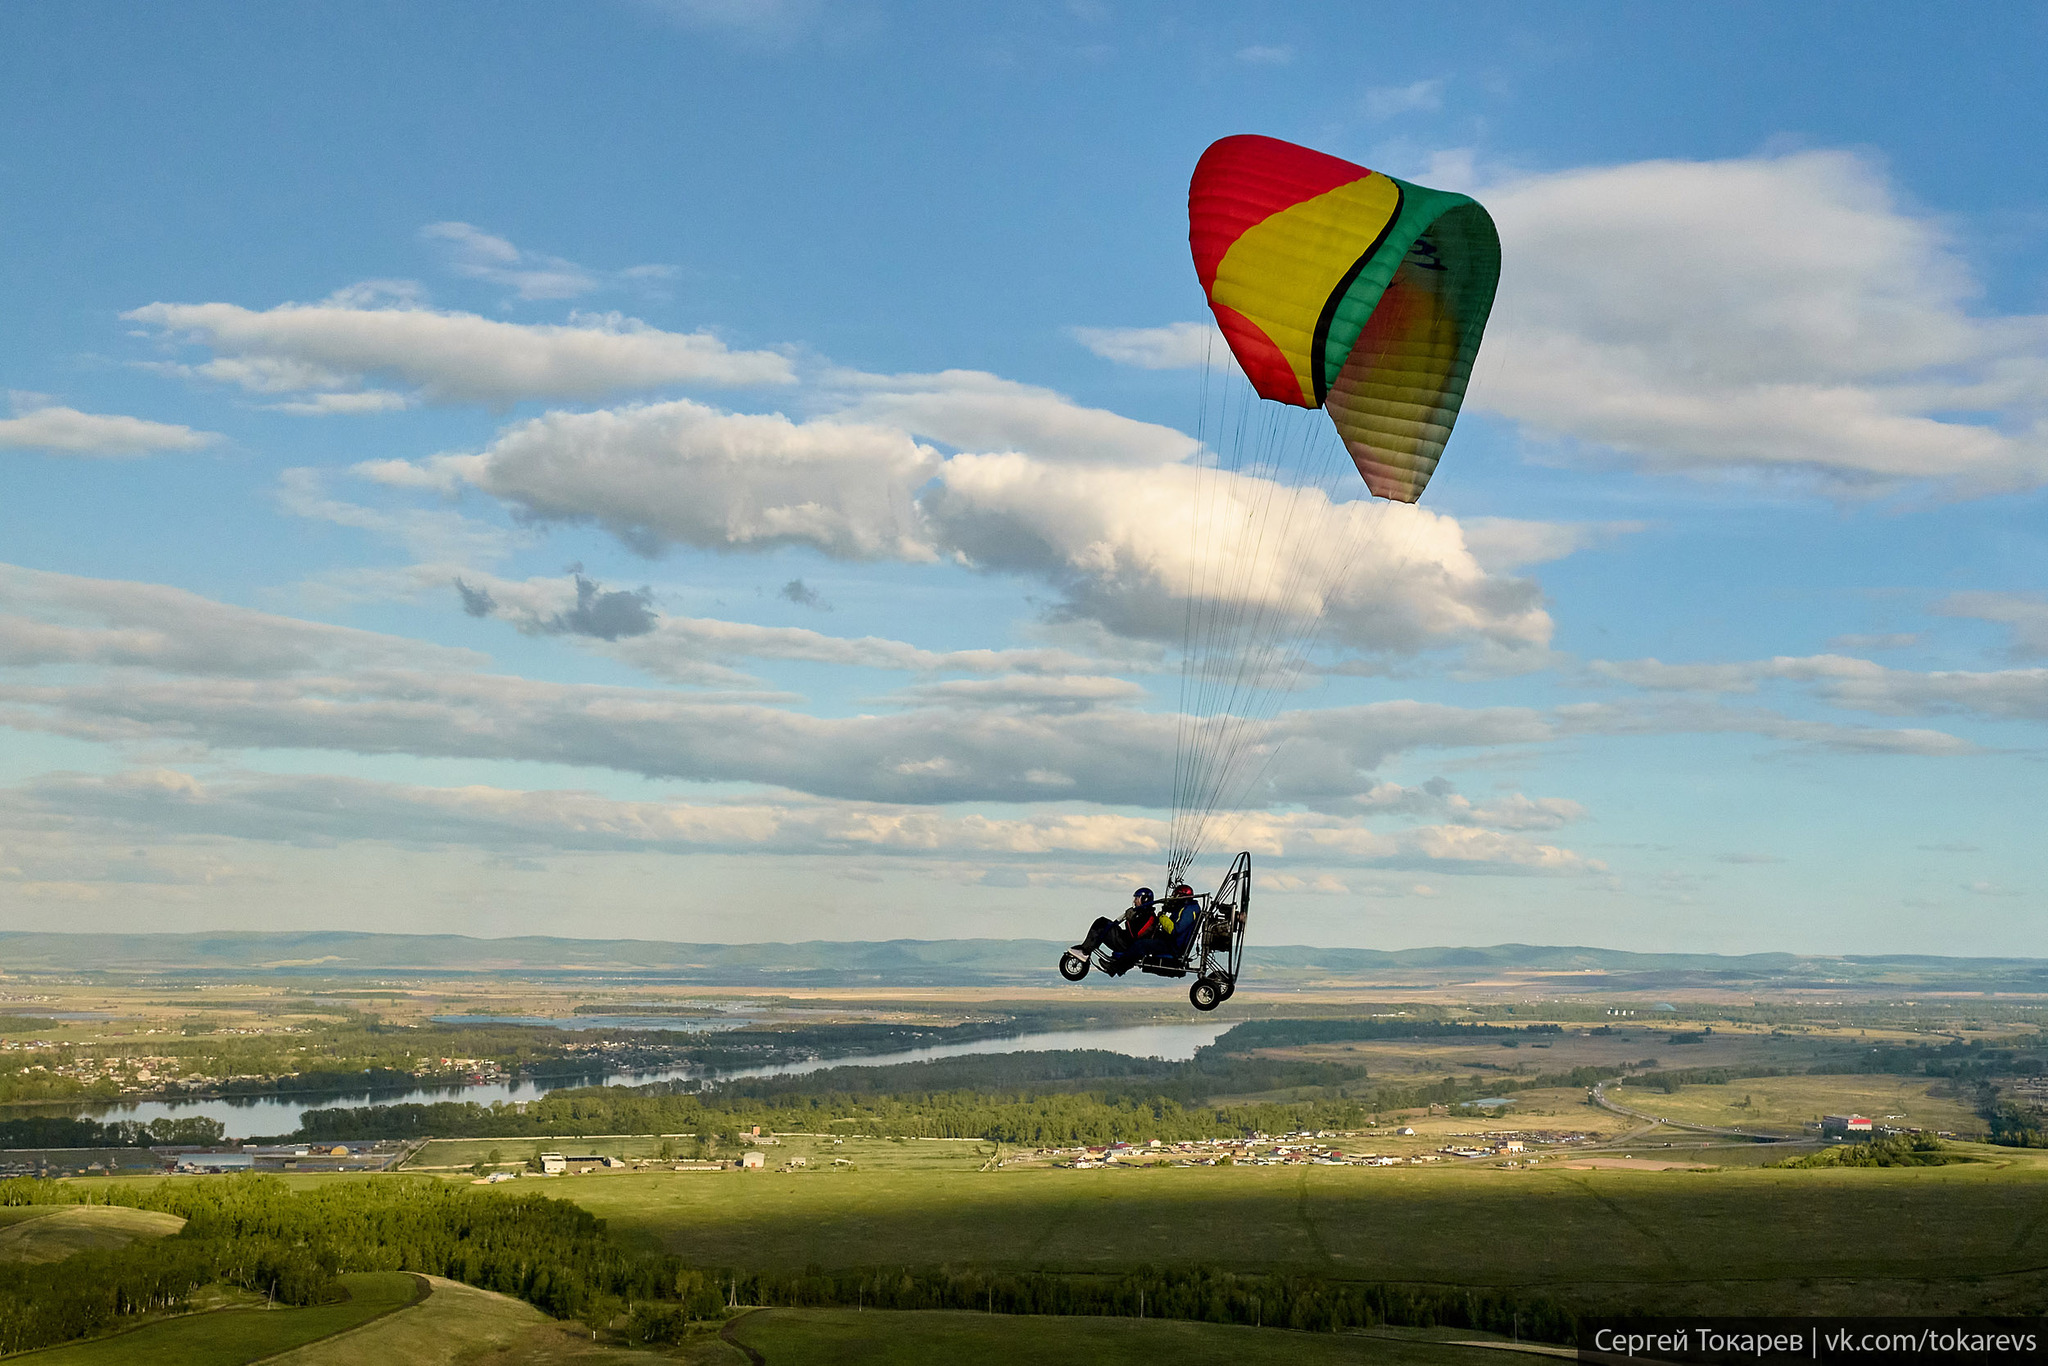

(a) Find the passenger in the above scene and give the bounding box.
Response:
[1072,887,1160,973]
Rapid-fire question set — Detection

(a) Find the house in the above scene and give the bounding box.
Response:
[539,1153,567,1174]
[740,1151,766,1169]
[1821,1115,1873,1139]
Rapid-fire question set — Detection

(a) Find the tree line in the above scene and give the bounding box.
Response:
[0,1115,225,1148]
[0,1175,727,1354]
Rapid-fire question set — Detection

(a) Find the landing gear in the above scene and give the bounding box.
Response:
[1218,977,1236,1002]
[1058,949,1091,981]
[1189,976,1223,1011]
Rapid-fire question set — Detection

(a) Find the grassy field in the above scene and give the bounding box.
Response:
[716,1308,1521,1365]
[413,1134,690,1171]
[269,1274,664,1365]
[1606,1075,1983,1136]
[550,1143,2048,1315]
[0,1204,185,1262]
[17,1271,422,1365]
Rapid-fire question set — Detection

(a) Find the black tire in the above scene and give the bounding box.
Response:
[1189,978,1221,1011]
[1218,977,1235,1001]
[1058,951,1090,982]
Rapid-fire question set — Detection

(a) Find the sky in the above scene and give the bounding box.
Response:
[2,1,2046,954]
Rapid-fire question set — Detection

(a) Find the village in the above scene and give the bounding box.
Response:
[1017,1127,1600,1170]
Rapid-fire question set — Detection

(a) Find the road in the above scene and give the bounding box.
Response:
[1589,1080,1806,1146]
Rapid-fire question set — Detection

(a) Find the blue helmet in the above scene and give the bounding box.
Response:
[1132,886,1155,904]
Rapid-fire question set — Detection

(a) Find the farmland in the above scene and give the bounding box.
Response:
[11,971,2048,1358]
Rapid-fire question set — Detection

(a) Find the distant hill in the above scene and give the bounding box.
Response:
[2,930,2046,993]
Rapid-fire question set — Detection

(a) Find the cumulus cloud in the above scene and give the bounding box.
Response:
[393,399,941,559]
[1478,150,2048,493]
[922,452,1551,657]
[125,299,793,409]
[0,399,216,457]
[1070,322,1222,370]
[380,393,1553,664]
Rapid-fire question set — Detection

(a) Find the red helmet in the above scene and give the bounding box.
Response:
[1174,884,1194,897]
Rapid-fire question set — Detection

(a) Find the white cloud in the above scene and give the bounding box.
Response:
[1590,651,2048,725]
[827,368,1199,465]
[386,394,1553,662]
[420,222,677,302]
[1939,592,2048,659]
[0,768,1604,880]
[1458,517,1644,572]
[422,222,598,300]
[1558,694,1977,756]
[413,399,942,559]
[1070,322,1222,371]
[126,300,794,408]
[1479,151,2048,493]
[873,674,1147,710]
[0,401,216,457]
[265,390,413,416]
[921,451,1552,656]
[1365,78,1444,120]
[0,563,482,677]
[277,468,525,572]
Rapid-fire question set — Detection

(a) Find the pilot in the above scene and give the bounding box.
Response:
[1071,887,1161,973]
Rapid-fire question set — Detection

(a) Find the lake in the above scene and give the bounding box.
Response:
[67,1019,1235,1137]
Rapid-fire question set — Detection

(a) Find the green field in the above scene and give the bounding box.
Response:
[553,1145,2048,1316]
[0,1204,185,1263]
[720,1308,1521,1365]
[1607,1075,1983,1136]
[268,1274,662,1365]
[17,1271,422,1365]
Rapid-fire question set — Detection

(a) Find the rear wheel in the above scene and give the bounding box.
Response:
[1217,977,1235,1001]
[1189,977,1221,1011]
[1059,951,1090,982]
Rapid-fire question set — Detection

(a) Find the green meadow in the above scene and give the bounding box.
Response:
[553,1141,2048,1316]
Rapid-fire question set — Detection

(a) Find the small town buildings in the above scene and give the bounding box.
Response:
[1821,1115,1873,1138]
[740,1150,766,1169]
[539,1153,568,1174]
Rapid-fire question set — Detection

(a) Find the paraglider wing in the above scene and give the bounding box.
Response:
[1189,134,1500,503]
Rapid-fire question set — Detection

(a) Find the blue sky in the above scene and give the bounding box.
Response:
[3,2,2046,954]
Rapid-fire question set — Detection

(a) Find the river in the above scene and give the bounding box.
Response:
[66,1020,1235,1138]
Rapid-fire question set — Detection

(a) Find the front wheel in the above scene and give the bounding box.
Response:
[1189,978,1221,1011]
[1059,951,1090,982]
